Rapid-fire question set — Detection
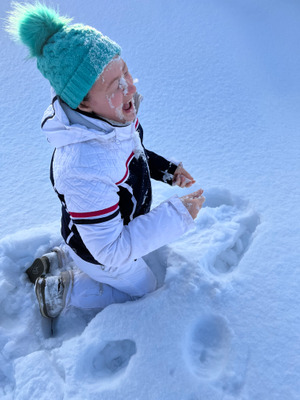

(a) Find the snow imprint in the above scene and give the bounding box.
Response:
[185,315,231,380]
[92,340,136,377]
[169,187,260,278]
[76,339,137,381]
[210,209,259,275]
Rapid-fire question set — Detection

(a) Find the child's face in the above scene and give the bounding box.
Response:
[79,57,137,124]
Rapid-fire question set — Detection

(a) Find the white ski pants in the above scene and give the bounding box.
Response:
[65,246,157,310]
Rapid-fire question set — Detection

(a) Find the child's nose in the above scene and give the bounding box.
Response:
[126,80,136,95]
[125,73,136,95]
[127,81,136,95]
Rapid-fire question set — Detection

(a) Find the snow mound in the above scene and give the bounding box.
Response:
[0,188,259,399]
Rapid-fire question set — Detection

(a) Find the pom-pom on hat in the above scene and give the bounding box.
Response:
[6,2,121,109]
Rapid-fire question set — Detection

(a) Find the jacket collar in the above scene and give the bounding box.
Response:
[42,90,139,148]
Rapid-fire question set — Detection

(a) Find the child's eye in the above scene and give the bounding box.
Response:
[111,80,120,91]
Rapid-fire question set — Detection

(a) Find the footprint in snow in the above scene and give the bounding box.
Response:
[92,339,136,378]
[170,187,260,276]
[76,339,136,382]
[185,315,231,380]
[202,188,260,275]
[210,209,260,275]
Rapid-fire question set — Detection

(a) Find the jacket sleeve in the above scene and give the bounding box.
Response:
[62,172,194,268]
[75,194,194,268]
[136,122,178,185]
[144,148,179,185]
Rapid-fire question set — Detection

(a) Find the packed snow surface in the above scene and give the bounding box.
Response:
[1,0,300,399]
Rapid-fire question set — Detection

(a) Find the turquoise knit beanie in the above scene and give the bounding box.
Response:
[6,3,121,109]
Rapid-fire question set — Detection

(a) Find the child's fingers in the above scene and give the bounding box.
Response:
[173,172,196,188]
[181,168,194,181]
[173,174,187,187]
[190,189,204,197]
[199,195,205,204]
[172,175,180,186]
[175,164,195,181]
[179,175,195,188]
[180,175,187,187]
[185,178,196,188]
[180,194,205,219]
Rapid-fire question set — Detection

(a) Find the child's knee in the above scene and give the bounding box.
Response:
[120,259,157,297]
[140,266,157,294]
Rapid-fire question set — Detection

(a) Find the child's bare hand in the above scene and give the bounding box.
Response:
[173,164,196,188]
[180,189,205,219]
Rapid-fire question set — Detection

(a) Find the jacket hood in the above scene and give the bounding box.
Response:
[42,90,141,148]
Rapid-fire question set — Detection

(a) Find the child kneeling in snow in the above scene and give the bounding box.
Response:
[7,3,205,318]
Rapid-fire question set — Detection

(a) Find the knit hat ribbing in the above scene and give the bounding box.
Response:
[6,3,121,109]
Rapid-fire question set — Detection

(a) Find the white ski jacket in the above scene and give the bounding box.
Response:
[42,93,194,269]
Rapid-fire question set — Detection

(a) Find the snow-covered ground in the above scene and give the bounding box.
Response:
[1,0,300,399]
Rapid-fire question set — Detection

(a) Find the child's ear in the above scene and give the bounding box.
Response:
[78,100,93,112]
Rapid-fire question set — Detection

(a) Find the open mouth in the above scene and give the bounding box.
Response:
[122,100,133,112]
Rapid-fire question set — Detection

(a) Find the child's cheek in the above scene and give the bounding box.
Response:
[110,92,123,108]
